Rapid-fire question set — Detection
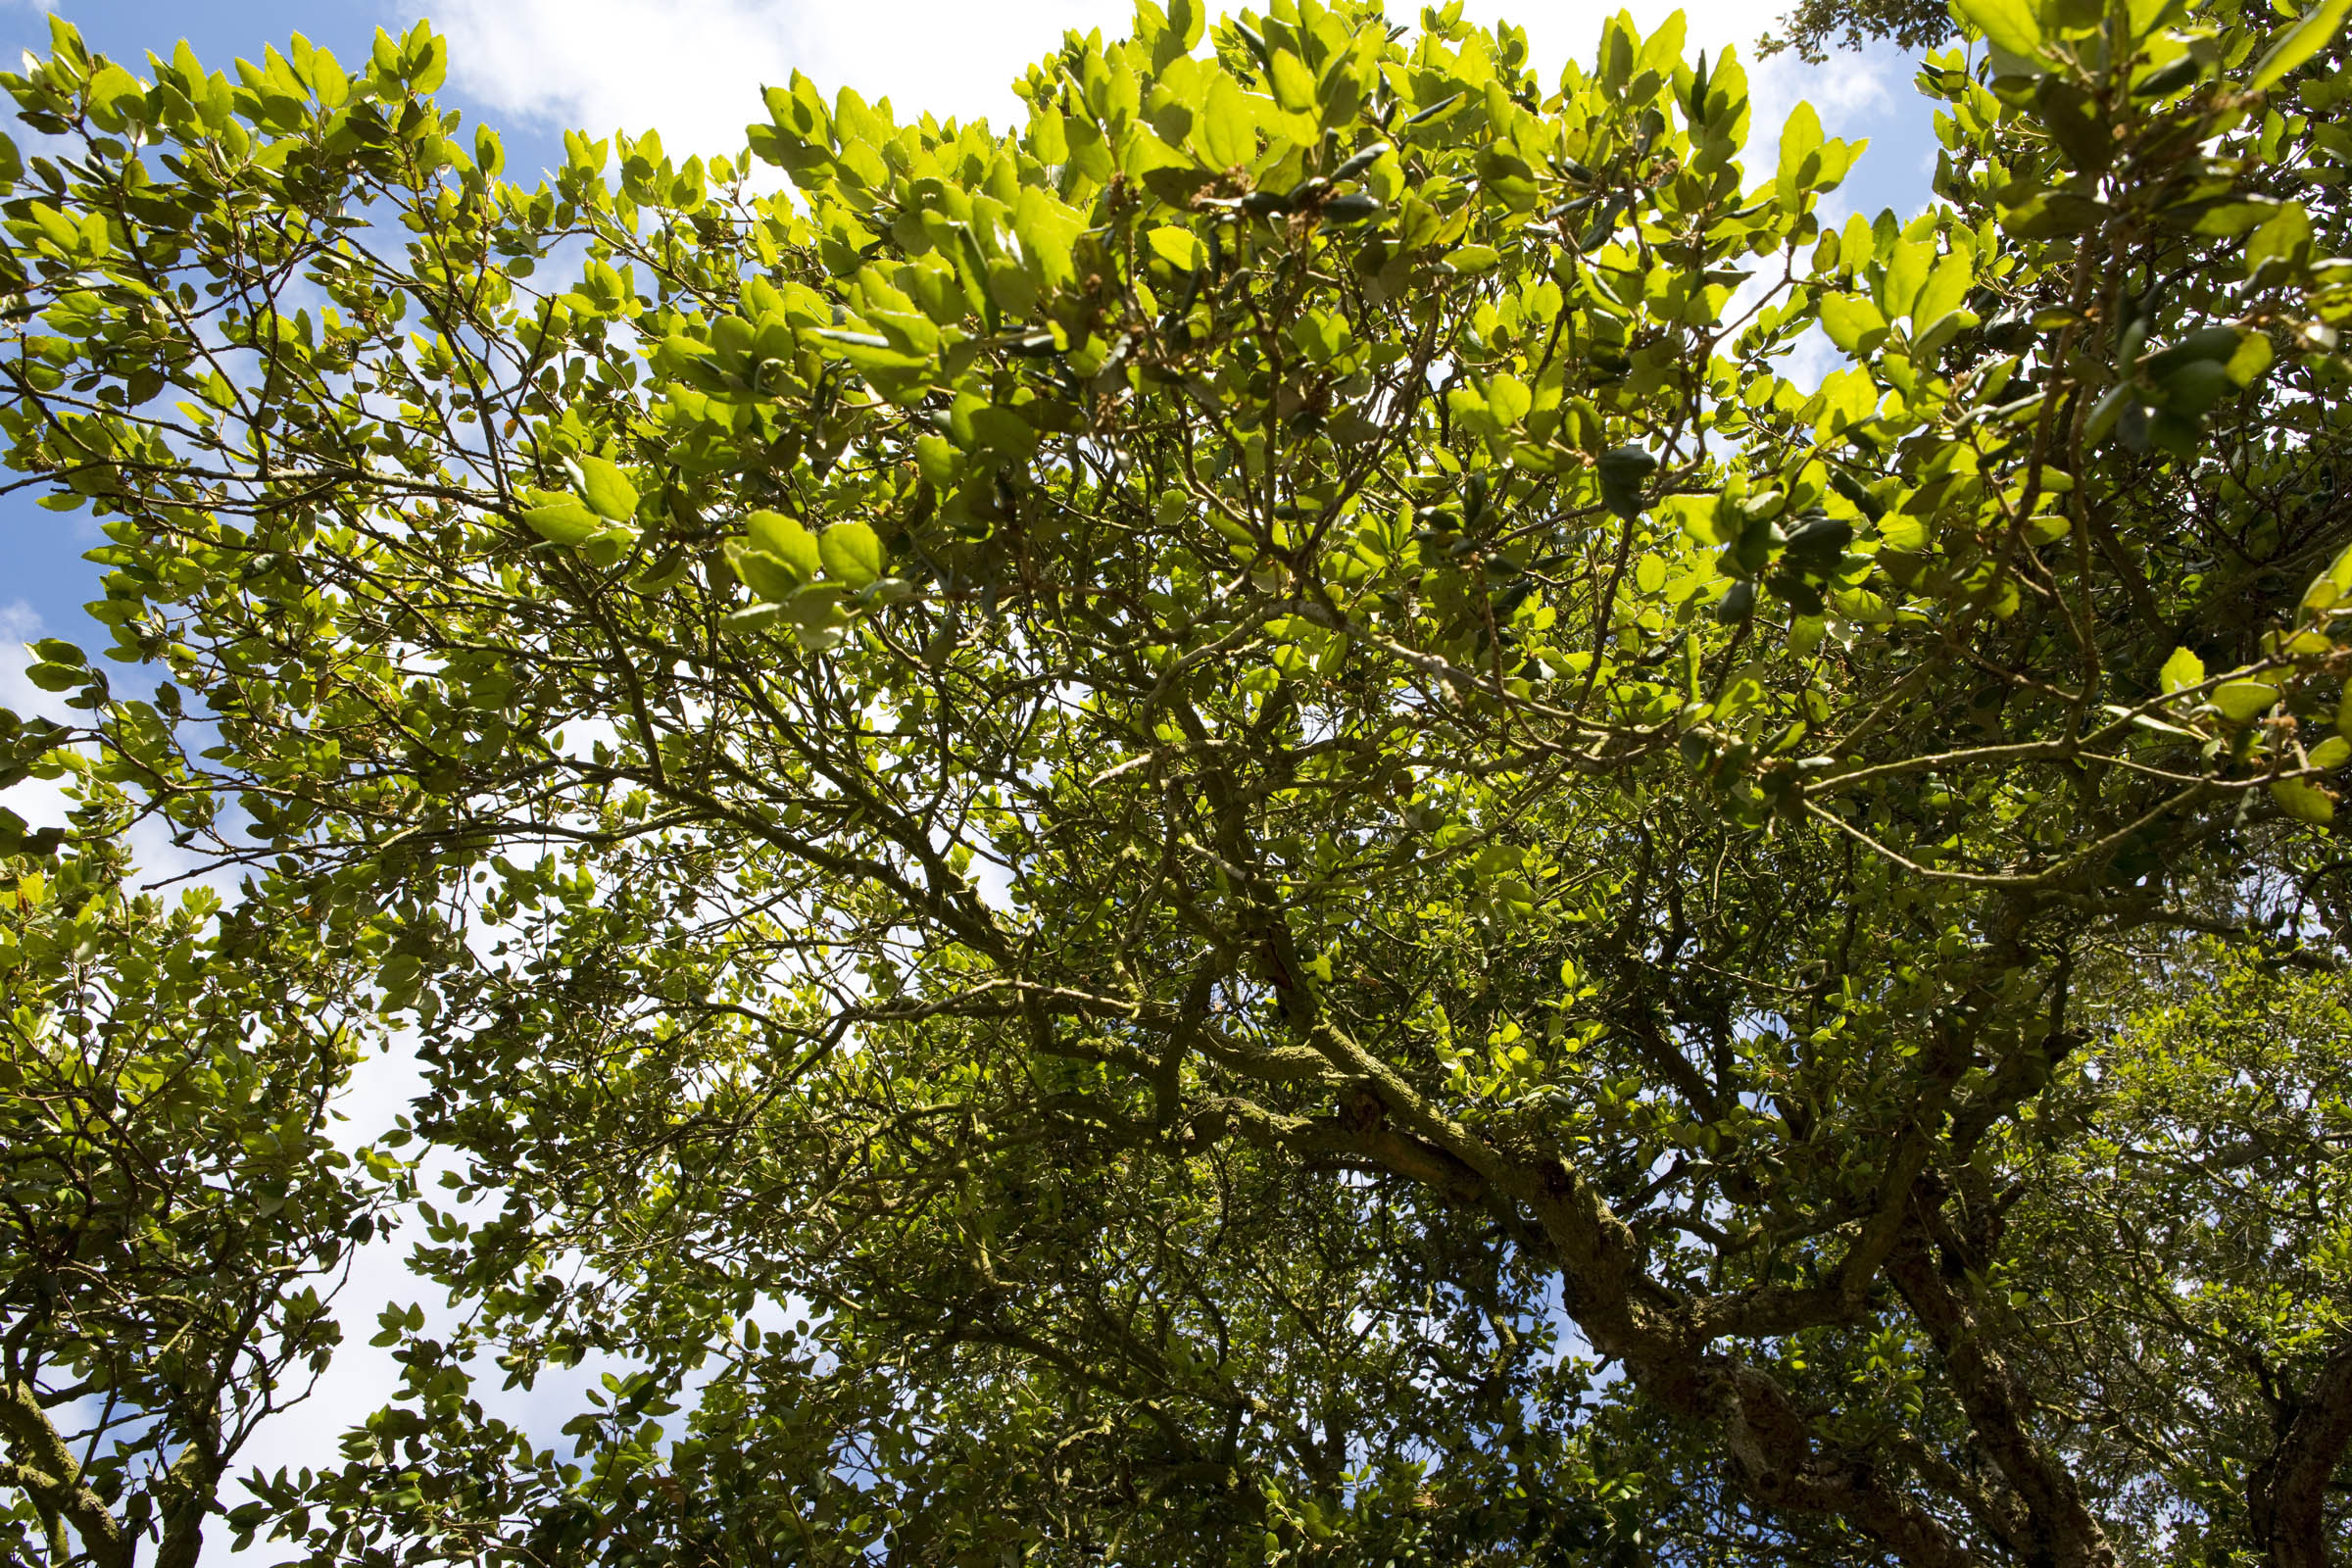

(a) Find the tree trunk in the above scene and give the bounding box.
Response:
[2250,1342,2352,1568]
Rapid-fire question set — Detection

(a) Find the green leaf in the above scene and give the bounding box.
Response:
[1661,494,1729,546]
[1314,53,1363,130]
[747,510,821,580]
[1168,0,1205,51]
[1819,293,1888,353]
[2154,359,2233,416]
[2306,542,2352,613]
[2211,679,2280,721]
[1487,374,1533,427]
[2190,201,2281,237]
[2083,383,2135,447]
[1911,251,1973,327]
[2271,777,2335,824]
[2249,0,2352,92]
[2033,76,2112,173]
[1146,226,1208,271]
[23,662,83,693]
[1199,71,1253,169]
[2226,332,2275,387]
[725,543,804,603]
[1951,0,2045,57]
[1881,239,1935,322]
[85,63,145,130]
[782,581,849,631]
[2310,736,2351,770]
[2246,202,2313,274]
[1776,101,1822,208]
[522,494,604,546]
[1027,106,1069,165]
[1013,186,1082,291]
[819,521,885,589]
[1597,446,1656,521]
[1267,50,1316,115]
[966,406,1040,463]
[2158,646,2204,694]
[410,31,448,94]
[576,455,640,522]
[2002,191,2113,236]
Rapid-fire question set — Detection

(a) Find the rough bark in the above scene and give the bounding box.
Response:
[1,1378,129,1568]
[2250,1342,2352,1568]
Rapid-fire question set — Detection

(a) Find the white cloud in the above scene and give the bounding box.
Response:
[424,0,1124,158]
[413,0,1897,170]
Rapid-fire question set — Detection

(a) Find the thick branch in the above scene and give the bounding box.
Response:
[1,1379,128,1568]
[1887,1230,2117,1568]
[2249,1340,2352,1568]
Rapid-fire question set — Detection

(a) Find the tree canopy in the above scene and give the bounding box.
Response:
[3,0,2352,1562]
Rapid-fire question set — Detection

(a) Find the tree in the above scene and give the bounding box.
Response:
[2,0,2351,1561]
[1760,0,1954,68]
[0,767,392,1567]
[2007,940,2352,1568]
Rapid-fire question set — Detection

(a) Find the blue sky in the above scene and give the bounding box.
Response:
[0,0,1937,667]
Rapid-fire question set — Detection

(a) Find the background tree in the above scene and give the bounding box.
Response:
[0,763,393,1568]
[2008,938,2352,1568]
[2,0,2352,1563]
[1760,0,1954,66]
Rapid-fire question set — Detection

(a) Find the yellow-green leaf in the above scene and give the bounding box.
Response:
[1776,101,1822,208]
[1199,71,1252,169]
[819,520,885,589]
[522,494,603,546]
[2158,646,2204,695]
[1267,50,1316,115]
[2309,541,2352,616]
[1146,226,1208,271]
[1819,293,1888,353]
[1660,494,1729,546]
[748,510,821,580]
[2212,679,2279,721]
[726,542,804,603]
[1911,251,1973,328]
[1881,239,1935,322]
[1952,0,2045,57]
[577,455,639,521]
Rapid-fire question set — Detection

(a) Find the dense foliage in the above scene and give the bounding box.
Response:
[3,0,2352,1562]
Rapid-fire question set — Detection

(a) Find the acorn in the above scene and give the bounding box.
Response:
[1330,141,1393,182]
[1714,579,1756,624]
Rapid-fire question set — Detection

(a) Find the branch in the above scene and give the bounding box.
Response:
[0,1379,128,1568]
[2249,1338,2352,1568]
